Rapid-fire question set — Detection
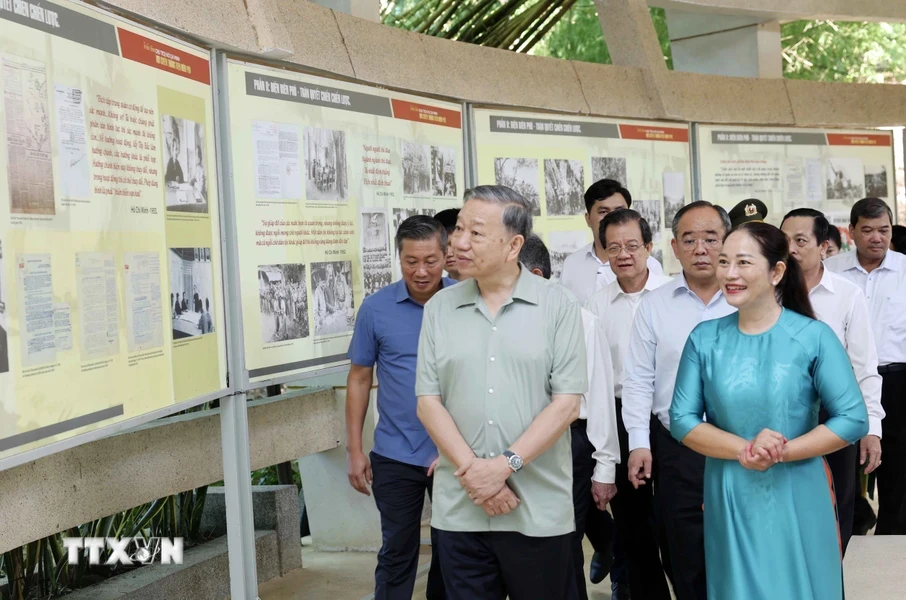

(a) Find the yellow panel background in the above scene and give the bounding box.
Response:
[472,108,693,276]
[0,0,227,462]
[227,61,464,384]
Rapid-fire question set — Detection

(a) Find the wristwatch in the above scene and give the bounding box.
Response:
[503,450,523,473]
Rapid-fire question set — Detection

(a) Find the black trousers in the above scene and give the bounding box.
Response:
[655,423,706,600]
[609,405,672,600]
[570,419,614,600]
[876,369,906,535]
[821,404,859,554]
[370,452,444,600]
[436,530,577,600]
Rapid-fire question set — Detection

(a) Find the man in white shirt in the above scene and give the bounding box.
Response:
[826,197,906,535]
[586,209,673,600]
[560,179,663,304]
[519,233,620,600]
[622,201,735,600]
[781,208,884,553]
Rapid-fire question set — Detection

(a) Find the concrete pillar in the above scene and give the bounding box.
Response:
[310,0,379,22]
[665,10,782,78]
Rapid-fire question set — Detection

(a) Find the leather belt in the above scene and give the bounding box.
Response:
[879,363,906,375]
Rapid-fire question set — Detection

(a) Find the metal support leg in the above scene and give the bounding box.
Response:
[221,392,259,599]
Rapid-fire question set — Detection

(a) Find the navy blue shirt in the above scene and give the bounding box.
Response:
[347,278,455,467]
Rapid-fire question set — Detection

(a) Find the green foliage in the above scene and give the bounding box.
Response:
[781,20,906,83]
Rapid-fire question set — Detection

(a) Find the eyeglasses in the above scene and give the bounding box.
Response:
[605,243,643,257]
[680,238,721,250]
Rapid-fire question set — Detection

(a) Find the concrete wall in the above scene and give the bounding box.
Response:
[0,388,341,554]
[98,0,906,128]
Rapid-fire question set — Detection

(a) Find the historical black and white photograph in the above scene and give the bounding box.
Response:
[548,231,587,281]
[544,159,585,217]
[592,157,627,185]
[361,209,392,298]
[163,115,208,213]
[864,164,889,198]
[0,237,8,374]
[311,261,355,337]
[402,141,431,195]
[431,146,457,197]
[304,127,348,201]
[663,172,686,230]
[634,199,662,238]
[169,248,215,340]
[494,157,541,216]
[421,208,437,218]
[652,248,664,266]
[258,264,310,344]
[826,158,865,202]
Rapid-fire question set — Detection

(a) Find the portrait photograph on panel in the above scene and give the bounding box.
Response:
[634,199,663,238]
[162,115,209,213]
[304,127,348,201]
[662,172,686,230]
[544,159,585,217]
[864,164,889,198]
[169,248,215,340]
[311,260,355,337]
[494,157,541,216]
[361,210,392,298]
[259,263,310,343]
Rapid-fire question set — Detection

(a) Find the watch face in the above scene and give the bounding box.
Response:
[510,455,523,470]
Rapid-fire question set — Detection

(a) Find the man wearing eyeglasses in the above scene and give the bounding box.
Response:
[586,209,673,600]
[560,179,664,304]
[621,201,736,600]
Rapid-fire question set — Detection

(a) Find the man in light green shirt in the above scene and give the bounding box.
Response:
[416,185,587,600]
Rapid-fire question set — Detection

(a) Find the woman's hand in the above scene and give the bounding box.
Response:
[738,442,776,471]
[750,429,787,463]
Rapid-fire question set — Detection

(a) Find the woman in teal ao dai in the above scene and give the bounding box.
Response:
[670,222,868,600]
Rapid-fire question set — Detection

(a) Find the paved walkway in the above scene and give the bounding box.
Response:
[259,534,906,600]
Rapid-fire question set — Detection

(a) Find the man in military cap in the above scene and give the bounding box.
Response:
[728,199,768,228]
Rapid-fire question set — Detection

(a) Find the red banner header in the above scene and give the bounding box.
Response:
[826,133,890,147]
[619,124,689,143]
[117,28,210,85]
[391,100,461,129]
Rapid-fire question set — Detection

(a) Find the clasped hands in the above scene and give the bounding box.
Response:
[455,456,520,517]
[738,428,788,471]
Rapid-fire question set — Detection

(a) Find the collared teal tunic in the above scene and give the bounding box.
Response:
[671,309,868,600]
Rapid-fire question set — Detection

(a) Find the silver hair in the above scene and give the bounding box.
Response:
[462,185,533,239]
[671,201,731,239]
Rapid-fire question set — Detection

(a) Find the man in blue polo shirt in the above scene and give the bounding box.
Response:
[346,215,454,599]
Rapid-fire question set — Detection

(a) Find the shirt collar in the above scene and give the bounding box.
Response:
[395,277,454,304]
[609,271,662,302]
[839,249,900,274]
[674,272,725,305]
[813,265,835,295]
[453,266,539,308]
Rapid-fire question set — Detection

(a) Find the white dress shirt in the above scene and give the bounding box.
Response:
[621,274,736,451]
[586,273,674,399]
[580,307,620,484]
[825,250,906,365]
[560,242,664,304]
[809,266,884,437]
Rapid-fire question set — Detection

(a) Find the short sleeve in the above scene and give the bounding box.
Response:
[347,301,377,367]
[415,298,441,397]
[550,296,588,395]
[813,323,869,444]
[669,329,706,442]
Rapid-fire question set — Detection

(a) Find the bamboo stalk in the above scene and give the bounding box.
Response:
[447,0,498,40]
[498,0,554,49]
[416,0,457,34]
[471,0,528,45]
[427,0,462,36]
[519,0,577,52]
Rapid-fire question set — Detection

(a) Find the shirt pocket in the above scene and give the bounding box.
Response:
[885,295,906,333]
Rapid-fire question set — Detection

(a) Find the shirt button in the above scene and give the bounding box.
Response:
[492,326,497,331]
[489,388,494,394]
[490,357,495,362]
[489,452,496,457]
[488,420,494,425]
